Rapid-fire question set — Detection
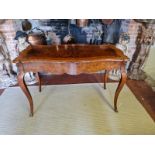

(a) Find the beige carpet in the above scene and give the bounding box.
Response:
[0,83,155,134]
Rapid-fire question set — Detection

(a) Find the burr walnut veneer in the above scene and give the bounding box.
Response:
[13,44,129,116]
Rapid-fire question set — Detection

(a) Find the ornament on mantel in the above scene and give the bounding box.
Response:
[22,19,32,32]
[45,31,61,45]
[63,19,75,44]
[101,19,113,25]
[15,31,29,52]
[76,19,89,27]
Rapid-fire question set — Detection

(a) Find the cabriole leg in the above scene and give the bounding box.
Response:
[36,72,41,92]
[104,70,109,89]
[114,65,127,112]
[17,72,34,116]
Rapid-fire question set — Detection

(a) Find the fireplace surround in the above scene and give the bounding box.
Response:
[0,19,155,88]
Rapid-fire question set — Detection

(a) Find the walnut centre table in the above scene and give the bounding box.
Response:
[13,44,129,116]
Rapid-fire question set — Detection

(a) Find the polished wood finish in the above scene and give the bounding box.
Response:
[114,64,127,112]
[17,71,33,116]
[104,70,109,89]
[127,79,155,122]
[13,44,128,116]
[35,72,41,92]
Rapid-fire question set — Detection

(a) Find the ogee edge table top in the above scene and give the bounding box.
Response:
[13,44,129,63]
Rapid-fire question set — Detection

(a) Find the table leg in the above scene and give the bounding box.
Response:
[36,72,41,92]
[17,72,34,116]
[114,65,127,112]
[104,70,108,89]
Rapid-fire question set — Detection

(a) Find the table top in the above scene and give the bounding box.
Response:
[13,44,129,63]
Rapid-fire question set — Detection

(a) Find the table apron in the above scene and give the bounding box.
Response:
[18,61,125,75]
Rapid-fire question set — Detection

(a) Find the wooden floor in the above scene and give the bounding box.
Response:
[0,73,155,122]
[127,79,155,122]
